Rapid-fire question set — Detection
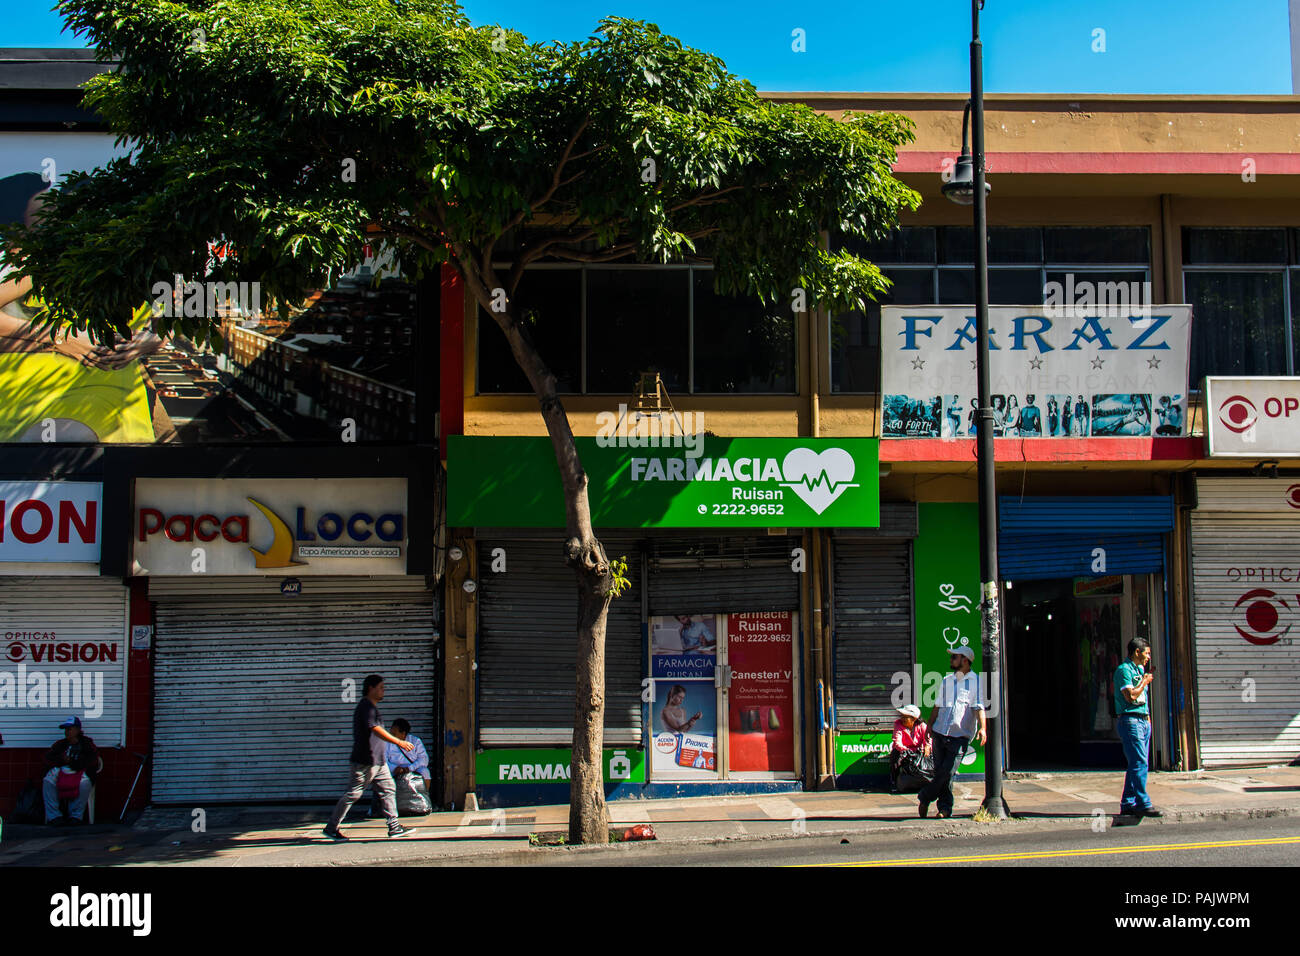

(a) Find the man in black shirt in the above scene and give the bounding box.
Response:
[324,674,417,840]
[43,716,99,824]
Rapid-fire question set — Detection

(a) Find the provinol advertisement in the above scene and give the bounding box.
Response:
[1205,377,1300,457]
[447,436,879,528]
[881,305,1193,439]
[132,477,407,575]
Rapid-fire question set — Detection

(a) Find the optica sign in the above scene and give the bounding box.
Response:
[132,478,408,575]
[0,482,102,566]
[1206,377,1300,457]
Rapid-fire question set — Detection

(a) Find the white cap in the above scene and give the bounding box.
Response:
[896,704,921,719]
[950,645,975,661]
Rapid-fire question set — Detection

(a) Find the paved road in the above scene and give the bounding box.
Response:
[487,816,1300,867]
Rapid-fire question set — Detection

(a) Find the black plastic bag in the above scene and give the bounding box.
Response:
[896,751,935,793]
[12,780,42,823]
[393,772,432,816]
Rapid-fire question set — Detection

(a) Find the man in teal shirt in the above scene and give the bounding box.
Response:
[1114,638,1162,818]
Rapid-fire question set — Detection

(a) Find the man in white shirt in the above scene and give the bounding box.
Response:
[919,645,987,819]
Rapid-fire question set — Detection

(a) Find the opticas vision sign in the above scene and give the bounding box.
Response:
[0,482,102,566]
[133,478,408,575]
[1206,377,1300,457]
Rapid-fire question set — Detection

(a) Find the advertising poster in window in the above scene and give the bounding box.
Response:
[650,613,718,776]
[880,305,1192,439]
[651,680,717,776]
[1,132,417,443]
[727,611,796,773]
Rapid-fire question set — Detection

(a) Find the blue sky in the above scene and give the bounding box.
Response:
[11,1,1294,94]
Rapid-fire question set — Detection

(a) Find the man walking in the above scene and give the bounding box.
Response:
[919,645,987,819]
[1115,638,1163,819]
[324,674,417,840]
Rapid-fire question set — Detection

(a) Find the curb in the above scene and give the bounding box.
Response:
[332,802,1300,867]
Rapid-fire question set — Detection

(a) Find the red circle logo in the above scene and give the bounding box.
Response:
[1218,395,1258,434]
[1233,589,1291,645]
[1286,485,1300,510]
[5,642,24,662]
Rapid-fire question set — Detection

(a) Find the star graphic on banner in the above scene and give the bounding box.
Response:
[1147,356,1161,369]
[1091,357,1105,370]
[1028,356,1044,371]
[911,357,925,370]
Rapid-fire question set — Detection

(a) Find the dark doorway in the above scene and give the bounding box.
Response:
[1005,577,1129,769]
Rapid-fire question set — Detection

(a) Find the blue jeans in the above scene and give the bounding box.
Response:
[1117,715,1153,812]
[917,732,968,815]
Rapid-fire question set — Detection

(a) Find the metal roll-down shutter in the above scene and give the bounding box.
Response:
[646,535,802,615]
[151,577,438,803]
[477,535,643,746]
[831,538,913,731]
[0,577,129,747]
[1191,512,1300,768]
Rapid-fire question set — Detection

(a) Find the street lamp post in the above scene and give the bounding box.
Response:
[943,0,1008,818]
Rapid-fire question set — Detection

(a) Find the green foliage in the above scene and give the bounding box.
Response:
[608,555,631,599]
[3,0,921,344]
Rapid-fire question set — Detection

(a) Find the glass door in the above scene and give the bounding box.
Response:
[648,611,800,781]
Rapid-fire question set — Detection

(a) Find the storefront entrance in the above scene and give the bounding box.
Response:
[1005,574,1160,769]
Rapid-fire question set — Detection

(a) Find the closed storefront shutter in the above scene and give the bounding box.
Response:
[1191,512,1300,768]
[151,577,438,803]
[0,577,128,747]
[477,536,643,746]
[998,496,1173,580]
[832,539,912,730]
[646,535,801,615]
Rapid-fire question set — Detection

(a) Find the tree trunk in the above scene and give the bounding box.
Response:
[464,273,613,843]
[568,536,613,844]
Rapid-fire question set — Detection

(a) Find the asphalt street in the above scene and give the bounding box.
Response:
[452,815,1300,867]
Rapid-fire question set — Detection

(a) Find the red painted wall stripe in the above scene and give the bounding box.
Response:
[894,151,1296,176]
[881,436,1205,462]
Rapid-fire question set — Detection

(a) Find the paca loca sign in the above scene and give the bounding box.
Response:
[880,305,1192,439]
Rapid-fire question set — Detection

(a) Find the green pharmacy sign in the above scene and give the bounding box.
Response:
[477,748,646,785]
[448,436,880,528]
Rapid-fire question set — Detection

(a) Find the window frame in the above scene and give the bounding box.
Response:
[475,262,798,396]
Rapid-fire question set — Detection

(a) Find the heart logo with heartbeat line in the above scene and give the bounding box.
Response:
[779,448,859,515]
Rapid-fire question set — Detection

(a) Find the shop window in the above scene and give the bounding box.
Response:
[830,268,931,394]
[1182,228,1298,382]
[692,270,794,393]
[1184,271,1288,382]
[1182,227,1287,265]
[477,268,582,394]
[939,226,1043,264]
[1044,226,1150,264]
[585,269,690,394]
[938,268,1043,305]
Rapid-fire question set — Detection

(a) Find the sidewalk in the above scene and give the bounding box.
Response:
[3,764,1298,866]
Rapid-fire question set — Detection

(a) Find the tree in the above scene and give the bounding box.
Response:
[2,0,920,843]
